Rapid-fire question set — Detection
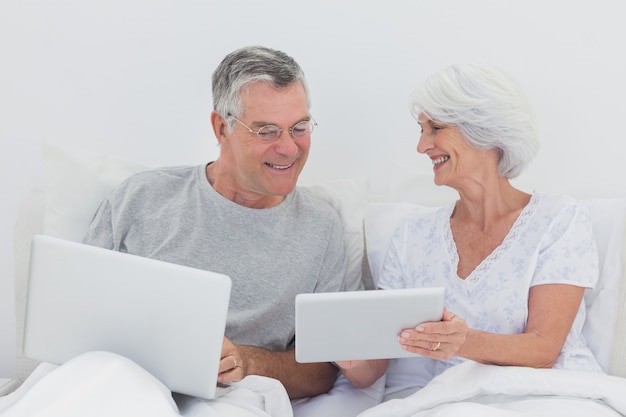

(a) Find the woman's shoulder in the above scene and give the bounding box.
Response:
[531,192,592,225]
[531,191,584,212]
[532,191,576,204]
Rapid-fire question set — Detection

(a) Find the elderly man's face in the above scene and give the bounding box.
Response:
[217,81,311,208]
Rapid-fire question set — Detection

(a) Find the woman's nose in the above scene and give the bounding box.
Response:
[417,133,431,154]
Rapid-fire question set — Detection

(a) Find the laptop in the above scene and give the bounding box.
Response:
[24,234,231,399]
[295,287,445,363]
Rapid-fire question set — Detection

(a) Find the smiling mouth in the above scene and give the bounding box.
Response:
[265,162,293,170]
[432,156,449,166]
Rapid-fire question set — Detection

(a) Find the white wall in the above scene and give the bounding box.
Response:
[2,0,625,376]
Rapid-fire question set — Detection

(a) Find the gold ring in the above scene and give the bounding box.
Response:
[432,341,441,351]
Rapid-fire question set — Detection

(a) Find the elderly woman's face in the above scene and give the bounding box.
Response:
[416,114,491,188]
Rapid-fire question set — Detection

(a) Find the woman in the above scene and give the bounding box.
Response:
[339,63,603,401]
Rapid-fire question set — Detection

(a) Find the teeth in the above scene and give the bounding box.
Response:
[266,163,292,170]
[432,156,449,166]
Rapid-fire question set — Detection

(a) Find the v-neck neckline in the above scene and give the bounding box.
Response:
[444,193,539,283]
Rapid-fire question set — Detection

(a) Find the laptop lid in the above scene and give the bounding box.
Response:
[295,287,445,363]
[24,234,231,399]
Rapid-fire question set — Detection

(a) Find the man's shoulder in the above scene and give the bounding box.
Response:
[292,186,342,220]
[126,164,197,182]
[106,165,201,204]
[116,165,198,190]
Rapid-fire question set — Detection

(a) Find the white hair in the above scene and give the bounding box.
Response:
[409,63,539,179]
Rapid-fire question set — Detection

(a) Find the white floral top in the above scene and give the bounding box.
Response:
[379,192,603,399]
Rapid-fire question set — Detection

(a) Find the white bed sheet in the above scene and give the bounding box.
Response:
[357,361,626,417]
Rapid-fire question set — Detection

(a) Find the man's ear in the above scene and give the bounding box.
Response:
[210,111,227,144]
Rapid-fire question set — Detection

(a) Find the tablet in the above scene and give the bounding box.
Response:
[295,287,445,363]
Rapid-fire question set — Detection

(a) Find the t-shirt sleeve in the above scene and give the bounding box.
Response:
[82,198,116,250]
[532,202,599,289]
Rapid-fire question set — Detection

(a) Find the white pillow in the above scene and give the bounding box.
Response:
[385,163,457,205]
[300,179,369,291]
[580,198,626,372]
[41,141,368,291]
[609,223,626,378]
[43,141,148,242]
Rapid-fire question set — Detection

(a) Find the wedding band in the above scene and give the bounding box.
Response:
[432,341,441,351]
[232,357,239,369]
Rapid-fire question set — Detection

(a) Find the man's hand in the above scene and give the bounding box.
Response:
[216,336,338,398]
[218,336,246,384]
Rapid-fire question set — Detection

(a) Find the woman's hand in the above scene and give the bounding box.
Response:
[398,307,467,359]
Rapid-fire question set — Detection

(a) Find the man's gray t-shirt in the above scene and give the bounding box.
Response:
[83,164,352,351]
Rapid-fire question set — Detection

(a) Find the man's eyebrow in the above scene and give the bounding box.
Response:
[251,116,310,127]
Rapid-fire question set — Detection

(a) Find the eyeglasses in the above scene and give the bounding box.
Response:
[228,114,317,142]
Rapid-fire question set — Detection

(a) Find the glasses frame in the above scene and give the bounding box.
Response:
[227,114,317,143]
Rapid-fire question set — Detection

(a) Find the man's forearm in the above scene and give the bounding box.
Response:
[239,345,338,399]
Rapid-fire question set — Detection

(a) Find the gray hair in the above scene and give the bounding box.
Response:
[409,63,539,179]
[212,46,310,132]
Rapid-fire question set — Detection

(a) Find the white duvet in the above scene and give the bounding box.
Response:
[0,352,295,417]
[358,361,626,417]
[3,354,626,417]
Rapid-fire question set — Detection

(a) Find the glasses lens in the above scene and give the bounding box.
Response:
[291,121,313,139]
[257,125,280,142]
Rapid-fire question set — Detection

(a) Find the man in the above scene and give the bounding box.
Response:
[0,46,378,417]
[83,45,356,408]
